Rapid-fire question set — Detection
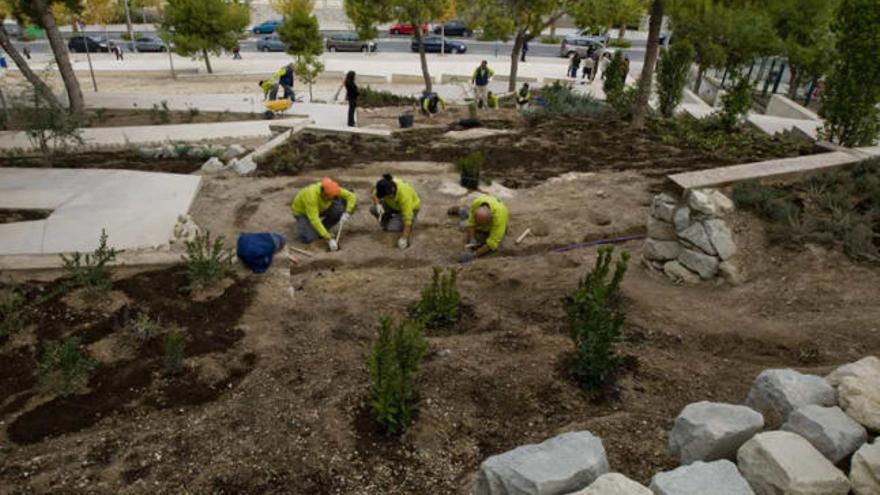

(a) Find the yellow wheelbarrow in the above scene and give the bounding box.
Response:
[262,99,292,119]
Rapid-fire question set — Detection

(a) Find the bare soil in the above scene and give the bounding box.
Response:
[0,209,52,224]
[1,150,205,173]
[3,108,259,131]
[2,153,879,494]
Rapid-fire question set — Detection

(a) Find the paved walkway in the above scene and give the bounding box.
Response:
[0,168,201,255]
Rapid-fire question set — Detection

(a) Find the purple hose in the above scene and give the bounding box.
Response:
[551,234,646,253]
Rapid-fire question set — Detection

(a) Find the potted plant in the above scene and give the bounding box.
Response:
[458,102,481,129]
[456,151,483,189]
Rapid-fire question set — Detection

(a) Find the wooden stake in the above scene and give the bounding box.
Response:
[290,246,314,257]
[515,228,532,245]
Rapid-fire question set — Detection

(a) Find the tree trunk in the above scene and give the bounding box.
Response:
[550,22,556,38]
[0,23,61,108]
[694,65,705,95]
[508,32,525,93]
[123,0,136,52]
[786,67,801,99]
[413,29,432,92]
[618,25,626,39]
[203,48,213,74]
[631,0,664,129]
[33,0,84,114]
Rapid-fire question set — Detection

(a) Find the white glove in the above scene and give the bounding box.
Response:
[397,237,408,249]
[375,203,385,218]
[341,212,351,223]
[328,238,339,252]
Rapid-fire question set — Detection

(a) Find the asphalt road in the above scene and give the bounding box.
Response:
[10,33,647,62]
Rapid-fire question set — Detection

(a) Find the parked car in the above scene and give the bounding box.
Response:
[256,34,288,52]
[575,29,610,44]
[2,21,21,38]
[252,20,282,34]
[134,35,167,52]
[560,36,605,58]
[433,20,472,37]
[67,35,113,53]
[389,23,428,35]
[325,32,377,52]
[411,36,467,54]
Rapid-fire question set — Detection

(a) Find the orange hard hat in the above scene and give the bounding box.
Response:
[320,177,341,198]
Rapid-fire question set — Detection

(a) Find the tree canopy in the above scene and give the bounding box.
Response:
[160,0,250,74]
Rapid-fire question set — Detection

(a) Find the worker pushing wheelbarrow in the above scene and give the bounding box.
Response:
[258,63,296,119]
[262,99,292,119]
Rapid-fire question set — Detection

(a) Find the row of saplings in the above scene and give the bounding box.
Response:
[0,228,240,397]
[367,246,630,435]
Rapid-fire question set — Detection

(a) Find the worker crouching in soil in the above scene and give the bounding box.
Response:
[370,174,421,249]
[419,91,446,118]
[454,195,509,263]
[291,177,357,252]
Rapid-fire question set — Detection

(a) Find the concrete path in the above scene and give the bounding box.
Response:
[0,168,201,255]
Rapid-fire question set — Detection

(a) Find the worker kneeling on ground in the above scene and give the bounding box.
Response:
[454,195,508,263]
[516,83,532,109]
[420,91,446,118]
[370,174,420,249]
[291,177,357,252]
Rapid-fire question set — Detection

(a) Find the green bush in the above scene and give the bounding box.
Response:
[527,81,610,120]
[656,42,695,118]
[358,87,419,108]
[150,101,172,125]
[20,91,84,154]
[125,312,165,346]
[368,317,428,435]
[607,38,632,48]
[412,267,462,328]
[717,77,753,131]
[567,246,630,397]
[60,229,118,298]
[162,325,187,375]
[603,51,628,101]
[182,230,236,290]
[0,290,26,338]
[540,35,562,44]
[455,151,484,179]
[39,336,96,394]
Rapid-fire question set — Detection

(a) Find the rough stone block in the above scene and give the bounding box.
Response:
[476,431,609,495]
[669,401,764,464]
[647,216,678,241]
[672,206,691,232]
[719,261,743,285]
[650,460,754,495]
[687,190,717,216]
[827,356,880,387]
[703,219,736,260]
[677,249,719,279]
[663,261,700,284]
[837,375,880,431]
[744,369,836,425]
[569,473,651,495]
[644,239,681,262]
[652,194,677,223]
[232,156,257,176]
[781,405,867,463]
[708,189,735,214]
[223,144,247,161]
[678,223,716,255]
[851,439,880,495]
[737,431,850,495]
[200,156,227,173]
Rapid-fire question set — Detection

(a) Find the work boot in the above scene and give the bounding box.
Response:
[447,206,461,216]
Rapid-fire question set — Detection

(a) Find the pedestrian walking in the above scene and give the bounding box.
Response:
[22,46,31,60]
[624,55,631,77]
[344,71,359,127]
[233,46,242,60]
[113,45,124,61]
[589,52,600,82]
[568,53,581,79]
[471,60,494,109]
[582,56,594,82]
[520,39,528,63]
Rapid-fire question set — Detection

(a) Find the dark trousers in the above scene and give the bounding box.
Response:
[347,100,357,127]
[280,83,294,101]
[569,66,579,78]
[295,199,346,243]
[521,51,527,62]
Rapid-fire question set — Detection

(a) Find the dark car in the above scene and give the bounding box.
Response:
[411,36,466,54]
[433,20,472,37]
[252,20,282,34]
[134,35,167,52]
[325,32,376,52]
[67,35,113,53]
[256,34,288,52]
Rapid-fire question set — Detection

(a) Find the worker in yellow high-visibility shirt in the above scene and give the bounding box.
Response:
[291,178,357,252]
[453,195,509,263]
[370,174,421,249]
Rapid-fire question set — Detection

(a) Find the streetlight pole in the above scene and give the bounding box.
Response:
[123,0,136,52]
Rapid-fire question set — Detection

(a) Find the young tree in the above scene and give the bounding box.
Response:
[631,0,663,129]
[656,40,695,117]
[160,0,249,74]
[569,0,645,40]
[669,1,726,93]
[820,0,880,147]
[769,0,837,99]
[0,2,61,108]
[277,1,324,100]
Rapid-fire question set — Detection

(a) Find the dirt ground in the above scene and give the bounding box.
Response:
[2,155,880,494]
[3,108,259,131]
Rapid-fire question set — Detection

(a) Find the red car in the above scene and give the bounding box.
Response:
[389,23,428,35]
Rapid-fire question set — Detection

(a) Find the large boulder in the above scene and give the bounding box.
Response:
[649,460,754,495]
[737,431,850,495]
[677,249,719,279]
[744,369,836,425]
[669,401,764,464]
[781,405,867,463]
[644,239,681,262]
[850,439,880,495]
[232,156,257,176]
[703,219,736,260]
[837,375,880,431]
[476,431,609,495]
[568,473,651,495]
[827,356,880,387]
[200,156,228,173]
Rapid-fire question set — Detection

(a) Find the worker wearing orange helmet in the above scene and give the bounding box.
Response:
[291,177,357,251]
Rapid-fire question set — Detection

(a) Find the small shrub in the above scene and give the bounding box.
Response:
[162,325,187,375]
[93,107,108,123]
[567,246,630,397]
[182,230,236,290]
[150,101,171,125]
[412,267,462,328]
[716,77,753,131]
[607,38,632,48]
[608,86,638,119]
[39,336,96,394]
[60,229,118,298]
[526,81,610,120]
[368,317,428,435]
[455,151,483,180]
[187,107,200,123]
[467,102,478,120]
[0,290,26,338]
[540,35,562,44]
[21,92,84,154]
[656,41,695,118]
[603,51,628,101]
[125,312,164,347]
[358,86,418,108]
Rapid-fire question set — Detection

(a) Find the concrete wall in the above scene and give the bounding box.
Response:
[765,94,820,121]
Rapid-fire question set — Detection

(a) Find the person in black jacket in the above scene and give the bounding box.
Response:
[344,71,359,127]
[279,63,295,101]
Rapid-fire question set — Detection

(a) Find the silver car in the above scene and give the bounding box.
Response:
[135,35,168,52]
[325,32,376,52]
[560,36,605,58]
[256,34,288,52]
